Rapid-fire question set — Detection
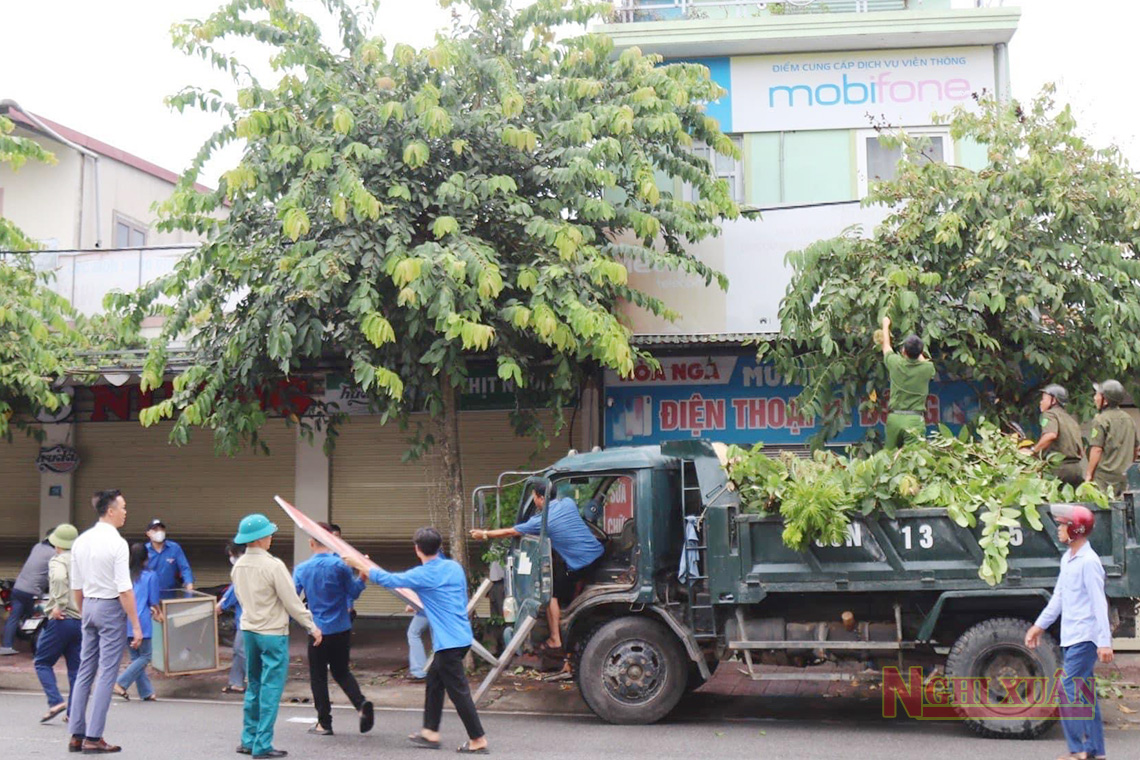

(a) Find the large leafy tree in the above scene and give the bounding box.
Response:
[768,88,1140,442]
[0,114,83,438]
[122,0,738,564]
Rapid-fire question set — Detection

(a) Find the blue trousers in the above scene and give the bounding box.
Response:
[1060,641,1105,757]
[115,638,154,699]
[68,598,128,741]
[2,587,35,648]
[242,632,289,756]
[34,617,82,708]
[228,626,246,688]
[408,613,430,678]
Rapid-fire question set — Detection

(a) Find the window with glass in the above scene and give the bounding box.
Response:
[858,129,952,196]
[113,214,148,248]
[685,135,743,203]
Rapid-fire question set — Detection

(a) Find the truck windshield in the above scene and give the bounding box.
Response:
[517,474,635,538]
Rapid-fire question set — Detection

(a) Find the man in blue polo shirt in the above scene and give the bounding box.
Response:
[345,527,488,754]
[293,523,372,736]
[145,519,194,591]
[471,476,603,654]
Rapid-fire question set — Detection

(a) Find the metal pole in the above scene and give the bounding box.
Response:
[474,613,538,704]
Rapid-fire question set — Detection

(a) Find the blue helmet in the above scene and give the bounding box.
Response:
[234,513,278,545]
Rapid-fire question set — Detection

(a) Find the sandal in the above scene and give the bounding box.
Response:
[534,641,563,657]
[457,742,489,754]
[222,685,246,694]
[41,703,67,723]
[112,686,130,702]
[408,733,441,750]
[142,695,158,702]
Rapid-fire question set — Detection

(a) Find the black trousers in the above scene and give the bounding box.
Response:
[423,646,484,739]
[308,630,365,729]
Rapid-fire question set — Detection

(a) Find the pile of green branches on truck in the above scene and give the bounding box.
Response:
[725,421,1110,585]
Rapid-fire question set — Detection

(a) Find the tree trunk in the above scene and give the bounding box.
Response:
[434,380,468,567]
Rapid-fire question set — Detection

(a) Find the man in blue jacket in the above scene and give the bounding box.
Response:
[345,528,488,754]
[293,524,372,736]
[145,519,194,591]
[471,476,603,654]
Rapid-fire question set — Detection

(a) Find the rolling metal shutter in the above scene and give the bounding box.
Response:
[72,421,296,587]
[331,410,572,615]
[0,434,44,576]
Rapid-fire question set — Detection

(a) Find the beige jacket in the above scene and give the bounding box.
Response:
[231,547,317,636]
[46,551,80,620]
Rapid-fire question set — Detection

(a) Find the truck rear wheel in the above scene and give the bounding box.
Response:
[945,617,1061,740]
[577,616,687,724]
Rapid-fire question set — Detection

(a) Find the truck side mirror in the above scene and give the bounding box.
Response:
[474,490,487,528]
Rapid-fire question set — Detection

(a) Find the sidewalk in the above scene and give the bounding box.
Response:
[3,623,1139,728]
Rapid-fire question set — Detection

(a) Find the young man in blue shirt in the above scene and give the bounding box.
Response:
[471,476,603,653]
[293,523,372,736]
[345,527,488,754]
[145,519,195,591]
[1025,504,1114,760]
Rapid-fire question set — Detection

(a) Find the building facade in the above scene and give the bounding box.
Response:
[596,0,1019,448]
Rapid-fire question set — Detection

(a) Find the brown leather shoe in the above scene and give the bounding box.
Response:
[81,739,122,754]
[69,736,84,753]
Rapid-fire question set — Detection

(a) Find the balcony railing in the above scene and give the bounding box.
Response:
[610,0,913,23]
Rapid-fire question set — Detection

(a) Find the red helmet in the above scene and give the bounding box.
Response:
[1050,504,1095,537]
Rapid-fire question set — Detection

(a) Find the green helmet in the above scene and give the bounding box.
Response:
[234,513,278,544]
[1042,383,1069,407]
[1094,379,1126,407]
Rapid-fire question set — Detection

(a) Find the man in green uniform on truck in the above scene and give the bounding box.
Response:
[1030,383,1085,486]
[880,316,935,449]
[1085,379,1140,497]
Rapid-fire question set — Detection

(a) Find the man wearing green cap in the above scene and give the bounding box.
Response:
[230,513,322,759]
[1085,380,1140,497]
[33,524,80,724]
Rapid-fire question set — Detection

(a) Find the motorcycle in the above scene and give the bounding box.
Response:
[1,578,48,654]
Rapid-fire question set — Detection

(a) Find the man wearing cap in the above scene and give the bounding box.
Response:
[68,490,144,754]
[1026,504,1113,760]
[1085,380,1140,496]
[32,524,81,723]
[0,530,56,655]
[231,513,323,759]
[1031,384,1085,487]
[145,519,194,591]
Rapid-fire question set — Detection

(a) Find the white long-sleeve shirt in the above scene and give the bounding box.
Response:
[1034,541,1113,648]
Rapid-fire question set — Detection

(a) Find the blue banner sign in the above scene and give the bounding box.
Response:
[603,355,979,447]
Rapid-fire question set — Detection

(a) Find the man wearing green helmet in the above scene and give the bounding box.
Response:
[1085,380,1140,497]
[1030,384,1085,486]
[230,513,322,759]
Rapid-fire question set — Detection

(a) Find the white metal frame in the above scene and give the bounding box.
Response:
[684,135,744,203]
[855,127,953,198]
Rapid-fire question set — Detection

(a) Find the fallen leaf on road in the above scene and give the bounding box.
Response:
[1120,705,1137,714]
[714,732,724,738]
[758,730,766,736]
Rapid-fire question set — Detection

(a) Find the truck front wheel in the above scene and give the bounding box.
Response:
[577,616,687,724]
[945,617,1062,740]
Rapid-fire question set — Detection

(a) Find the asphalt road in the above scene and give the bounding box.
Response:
[5,690,1140,760]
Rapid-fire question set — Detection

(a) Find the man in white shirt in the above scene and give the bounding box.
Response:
[1025,504,1113,760]
[67,489,143,754]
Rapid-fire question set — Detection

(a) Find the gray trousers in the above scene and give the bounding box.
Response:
[68,598,128,740]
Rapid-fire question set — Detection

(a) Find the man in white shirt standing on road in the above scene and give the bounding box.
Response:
[1025,504,1114,760]
[67,489,143,754]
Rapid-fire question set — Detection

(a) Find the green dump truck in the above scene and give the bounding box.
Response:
[472,440,1140,739]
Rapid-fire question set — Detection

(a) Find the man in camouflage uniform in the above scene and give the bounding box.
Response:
[1085,380,1140,497]
[1030,384,1085,486]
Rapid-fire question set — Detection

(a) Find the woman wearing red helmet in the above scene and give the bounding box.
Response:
[1025,504,1113,760]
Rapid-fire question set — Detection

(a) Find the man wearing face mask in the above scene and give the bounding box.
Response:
[144,519,194,592]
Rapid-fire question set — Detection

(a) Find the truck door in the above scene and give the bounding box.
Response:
[511,481,554,624]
